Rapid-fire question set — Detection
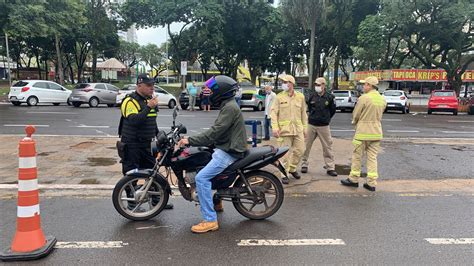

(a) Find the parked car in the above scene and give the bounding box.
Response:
[427,90,459,115]
[8,80,71,106]
[383,90,410,114]
[116,84,177,109]
[468,95,474,115]
[332,90,360,112]
[240,89,265,111]
[69,83,119,107]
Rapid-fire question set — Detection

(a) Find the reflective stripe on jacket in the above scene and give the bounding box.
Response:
[352,90,386,141]
[270,91,308,136]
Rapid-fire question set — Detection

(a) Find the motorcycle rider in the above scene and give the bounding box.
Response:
[178,75,247,234]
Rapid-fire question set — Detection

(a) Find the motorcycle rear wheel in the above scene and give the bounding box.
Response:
[232,170,284,220]
[112,175,169,221]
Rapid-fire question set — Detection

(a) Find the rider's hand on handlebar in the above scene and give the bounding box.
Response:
[177,137,189,147]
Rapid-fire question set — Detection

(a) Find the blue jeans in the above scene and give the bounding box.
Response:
[196,149,238,221]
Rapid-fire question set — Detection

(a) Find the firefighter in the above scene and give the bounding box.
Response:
[341,76,386,191]
[270,74,307,184]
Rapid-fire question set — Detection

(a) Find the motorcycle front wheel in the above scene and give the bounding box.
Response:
[112,175,169,221]
[232,170,284,220]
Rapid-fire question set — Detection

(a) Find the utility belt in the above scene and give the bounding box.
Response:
[116,139,151,160]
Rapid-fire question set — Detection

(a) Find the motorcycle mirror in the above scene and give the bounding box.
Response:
[178,124,187,135]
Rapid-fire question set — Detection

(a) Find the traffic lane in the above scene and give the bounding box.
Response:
[1,194,472,264]
[1,104,473,137]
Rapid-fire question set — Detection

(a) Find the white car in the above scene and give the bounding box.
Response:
[116,84,177,109]
[8,80,71,106]
[383,90,410,114]
[332,90,360,112]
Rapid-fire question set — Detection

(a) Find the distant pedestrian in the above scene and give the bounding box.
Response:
[188,80,198,111]
[341,76,386,192]
[263,85,276,140]
[270,74,307,184]
[235,85,242,107]
[201,85,212,111]
[301,77,337,176]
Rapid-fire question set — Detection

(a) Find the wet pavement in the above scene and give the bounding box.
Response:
[1,194,473,265]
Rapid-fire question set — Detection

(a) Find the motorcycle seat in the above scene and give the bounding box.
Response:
[224,146,275,172]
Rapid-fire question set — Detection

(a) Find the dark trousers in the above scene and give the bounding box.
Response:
[264,115,271,140]
[121,143,155,175]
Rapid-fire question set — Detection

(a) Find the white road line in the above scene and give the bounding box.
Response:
[27,112,78,114]
[237,239,346,246]
[425,238,474,245]
[387,130,420,133]
[447,120,474,123]
[55,241,128,249]
[3,124,50,127]
[382,119,402,122]
[0,184,115,190]
[71,125,110,128]
[202,127,210,130]
[136,225,172,230]
[441,131,474,134]
[65,119,72,122]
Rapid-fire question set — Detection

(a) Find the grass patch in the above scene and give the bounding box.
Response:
[0,87,9,96]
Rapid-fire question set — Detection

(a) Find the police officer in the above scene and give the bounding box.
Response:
[118,73,173,208]
[301,77,337,176]
[341,76,386,191]
[270,74,307,184]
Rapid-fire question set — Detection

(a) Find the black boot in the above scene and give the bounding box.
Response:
[281,177,290,184]
[290,171,301,179]
[327,170,338,177]
[363,183,376,192]
[340,178,358,187]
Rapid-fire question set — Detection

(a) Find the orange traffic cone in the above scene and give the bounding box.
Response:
[0,126,56,261]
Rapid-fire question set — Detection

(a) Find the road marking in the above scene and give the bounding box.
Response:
[382,119,402,122]
[3,124,50,127]
[202,127,210,130]
[71,125,110,128]
[0,134,119,138]
[237,239,346,246]
[387,130,420,133]
[425,238,474,245]
[447,120,474,123]
[136,225,172,230]
[27,111,78,114]
[55,241,128,249]
[331,129,355,132]
[159,114,196,117]
[441,131,474,134]
[0,184,115,190]
[65,119,72,122]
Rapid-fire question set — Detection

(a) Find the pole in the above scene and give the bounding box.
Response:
[165,24,169,84]
[5,33,12,87]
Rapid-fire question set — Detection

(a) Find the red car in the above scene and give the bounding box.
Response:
[427,90,459,115]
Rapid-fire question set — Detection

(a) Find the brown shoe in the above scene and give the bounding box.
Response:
[191,221,219,234]
[214,201,224,212]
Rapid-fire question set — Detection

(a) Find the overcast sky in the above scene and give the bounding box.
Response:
[136,0,280,46]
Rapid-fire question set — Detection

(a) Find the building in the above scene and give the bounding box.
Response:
[109,0,138,43]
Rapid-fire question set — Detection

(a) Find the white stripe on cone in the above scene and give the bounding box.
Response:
[18,179,38,192]
[17,204,40,218]
[19,157,37,169]
[55,241,128,249]
[237,239,346,246]
[425,238,474,245]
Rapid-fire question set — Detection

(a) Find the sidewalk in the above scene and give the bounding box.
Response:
[0,136,473,195]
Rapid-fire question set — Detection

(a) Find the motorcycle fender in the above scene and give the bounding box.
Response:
[243,147,289,170]
[126,170,171,195]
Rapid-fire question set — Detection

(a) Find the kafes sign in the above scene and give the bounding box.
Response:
[353,69,474,82]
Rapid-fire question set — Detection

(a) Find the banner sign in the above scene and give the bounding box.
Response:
[352,69,474,82]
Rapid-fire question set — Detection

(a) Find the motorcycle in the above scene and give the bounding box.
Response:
[112,107,289,221]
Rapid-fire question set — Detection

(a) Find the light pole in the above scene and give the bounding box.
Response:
[165,24,169,84]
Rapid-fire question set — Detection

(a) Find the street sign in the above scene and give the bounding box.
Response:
[181,61,187,76]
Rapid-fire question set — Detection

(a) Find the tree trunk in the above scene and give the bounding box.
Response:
[92,45,98,82]
[308,19,317,90]
[333,46,341,90]
[55,34,64,85]
[447,71,463,96]
[274,72,280,90]
[35,54,42,80]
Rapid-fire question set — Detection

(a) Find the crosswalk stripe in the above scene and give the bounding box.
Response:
[237,239,346,246]
[55,241,128,249]
[424,238,474,245]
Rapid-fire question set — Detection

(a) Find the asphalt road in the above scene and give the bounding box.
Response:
[0,103,473,138]
[1,194,473,265]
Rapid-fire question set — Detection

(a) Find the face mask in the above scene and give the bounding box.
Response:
[315,86,322,93]
[281,83,289,91]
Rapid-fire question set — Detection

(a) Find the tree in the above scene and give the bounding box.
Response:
[140,44,166,78]
[116,40,140,68]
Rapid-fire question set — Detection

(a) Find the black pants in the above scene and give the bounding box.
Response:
[122,143,155,175]
[264,115,271,140]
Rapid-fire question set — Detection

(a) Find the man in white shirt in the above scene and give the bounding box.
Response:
[264,85,276,140]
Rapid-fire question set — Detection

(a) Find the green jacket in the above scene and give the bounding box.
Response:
[189,98,247,158]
